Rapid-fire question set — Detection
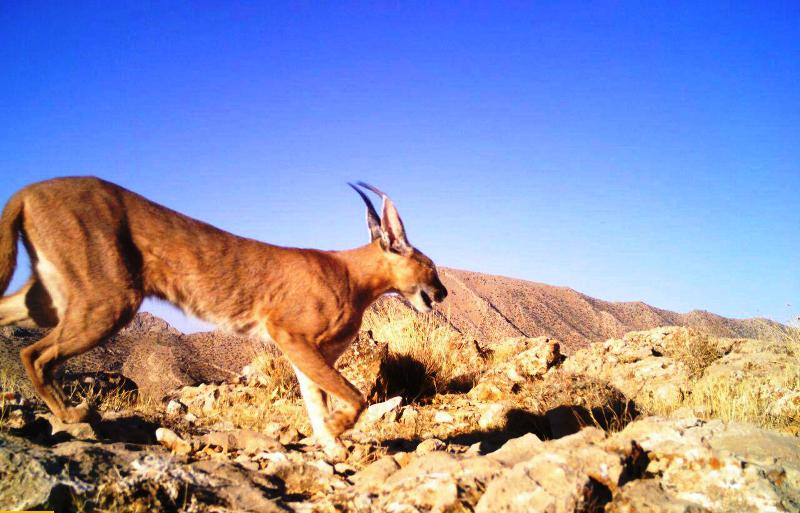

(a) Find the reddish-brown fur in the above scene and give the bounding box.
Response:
[0,177,446,456]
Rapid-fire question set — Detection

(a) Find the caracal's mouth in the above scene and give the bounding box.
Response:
[408,286,443,313]
[419,289,433,310]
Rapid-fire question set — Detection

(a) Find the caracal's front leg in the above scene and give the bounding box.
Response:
[272,329,365,460]
[293,365,347,460]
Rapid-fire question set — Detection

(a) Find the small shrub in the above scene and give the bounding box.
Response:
[662,329,724,379]
[64,372,144,413]
[248,350,300,400]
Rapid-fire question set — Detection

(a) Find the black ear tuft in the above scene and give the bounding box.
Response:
[349,182,382,242]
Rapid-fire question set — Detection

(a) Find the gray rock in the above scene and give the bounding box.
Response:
[202,429,284,455]
[606,479,708,513]
[265,459,334,495]
[165,399,187,416]
[472,337,563,398]
[360,396,403,425]
[488,432,543,467]
[44,414,97,440]
[476,430,634,513]
[609,417,800,512]
[416,438,446,455]
[0,428,287,512]
[433,411,454,424]
[350,455,400,490]
[0,434,90,511]
[478,402,509,430]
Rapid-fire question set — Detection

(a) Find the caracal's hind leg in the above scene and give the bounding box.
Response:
[19,292,141,422]
[0,278,59,328]
[0,279,34,327]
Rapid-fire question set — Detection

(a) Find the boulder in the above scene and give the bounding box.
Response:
[337,330,389,400]
[487,432,543,466]
[349,455,400,491]
[471,337,562,397]
[562,328,695,409]
[609,416,800,512]
[0,434,90,511]
[359,396,403,425]
[476,447,621,513]
[120,344,195,401]
[416,438,446,455]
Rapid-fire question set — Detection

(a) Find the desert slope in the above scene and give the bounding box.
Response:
[437,268,781,352]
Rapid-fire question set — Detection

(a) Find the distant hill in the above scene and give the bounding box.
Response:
[435,268,784,353]
[0,313,269,400]
[64,312,266,382]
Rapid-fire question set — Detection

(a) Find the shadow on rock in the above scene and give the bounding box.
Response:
[371,353,438,403]
[442,408,552,453]
[8,409,159,446]
[383,395,641,455]
[371,353,481,404]
[93,414,160,444]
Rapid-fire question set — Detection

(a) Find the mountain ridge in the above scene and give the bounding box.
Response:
[435,267,782,353]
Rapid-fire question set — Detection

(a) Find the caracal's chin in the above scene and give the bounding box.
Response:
[407,288,433,313]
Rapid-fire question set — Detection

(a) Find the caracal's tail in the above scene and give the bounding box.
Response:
[0,192,23,296]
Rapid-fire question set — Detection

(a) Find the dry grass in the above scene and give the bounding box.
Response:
[247,348,300,400]
[688,370,800,433]
[661,328,724,379]
[61,373,159,418]
[0,367,22,395]
[684,321,800,433]
[766,316,800,355]
[0,368,24,428]
[195,385,309,434]
[635,322,800,433]
[363,298,486,401]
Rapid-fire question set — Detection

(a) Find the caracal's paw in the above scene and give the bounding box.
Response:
[62,402,98,424]
[325,409,358,437]
[322,440,349,462]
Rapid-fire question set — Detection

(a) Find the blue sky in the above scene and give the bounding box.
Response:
[1,2,798,332]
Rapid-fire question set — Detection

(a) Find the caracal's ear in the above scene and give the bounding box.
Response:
[348,182,383,243]
[356,182,413,255]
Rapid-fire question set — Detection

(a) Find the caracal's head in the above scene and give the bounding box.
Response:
[349,182,448,313]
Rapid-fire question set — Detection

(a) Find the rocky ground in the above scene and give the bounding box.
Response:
[1,317,798,512]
